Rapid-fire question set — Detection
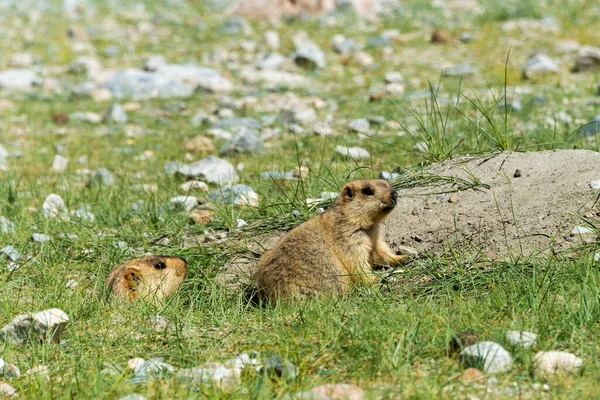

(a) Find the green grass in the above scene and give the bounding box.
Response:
[1,0,600,398]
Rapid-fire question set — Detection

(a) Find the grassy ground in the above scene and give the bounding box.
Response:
[1,0,600,398]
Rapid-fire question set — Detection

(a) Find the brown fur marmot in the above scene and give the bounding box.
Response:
[256,179,407,303]
[106,256,187,301]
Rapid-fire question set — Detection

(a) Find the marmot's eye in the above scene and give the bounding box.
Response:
[361,186,374,196]
[155,261,166,270]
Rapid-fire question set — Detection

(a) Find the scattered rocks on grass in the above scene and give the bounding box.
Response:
[506,331,537,348]
[129,358,177,384]
[176,363,240,390]
[0,308,69,345]
[102,69,193,100]
[460,342,512,374]
[533,351,582,377]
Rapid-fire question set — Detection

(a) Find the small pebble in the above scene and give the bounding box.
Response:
[513,169,522,178]
[506,330,537,348]
[32,233,51,243]
[590,180,600,190]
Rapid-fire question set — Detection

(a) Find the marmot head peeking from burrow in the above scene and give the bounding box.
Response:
[106,256,187,302]
[256,179,408,304]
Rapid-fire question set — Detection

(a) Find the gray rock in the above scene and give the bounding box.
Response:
[102,69,193,100]
[293,35,326,69]
[155,64,233,93]
[460,342,512,374]
[71,81,97,98]
[103,45,120,57]
[261,171,294,180]
[52,155,69,173]
[506,331,537,348]
[213,117,262,132]
[129,358,177,383]
[190,111,210,127]
[144,54,167,71]
[578,116,600,137]
[335,145,371,161]
[89,168,115,187]
[261,354,298,379]
[187,156,239,185]
[220,127,263,155]
[0,216,15,233]
[164,161,191,176]
[573,46,600,72]
[384,72,403,83]
[222,16,252,35]
[42,194,69,220]
[0,308,69,345]
[590,180,600,190]
[348,118,370,134]
[70,112,102,124]
[282,108,317,126]
[0,69,41,91]
[442,63,476,77]
[0,246,20,261]
[102,104,127,124]
[534,351,582,377]
[150,316,168,332]
[0,358,20,379]
[169,196,198,212]
[331,34,356,55]
[0,382,16,397]
[256,52,287,70]
[523,54,559,79]
[209,185,259,207]
[367,35,391,48]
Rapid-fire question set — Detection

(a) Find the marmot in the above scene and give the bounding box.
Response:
[106,256,187,301]
[256,179,407,303]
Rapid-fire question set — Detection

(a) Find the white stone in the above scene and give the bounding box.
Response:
[180,180,209,192]
[590,180,600,190]
[523,54,559,79]
[0,246,20,261]
[69,112,102,124]
[235,218,247,228]
[335,145,371,161]
[170,196,198,212]
[0,216,15,233]
[348,118,370,134]
[571,225,594,235]
[460,342,512,374]
[224,353,260,370]
[264,30,280,50]
[506,330,537,348]
[0,382,16,397]
[52,155,69,173]
[534,351,582,377]
[65,280,78,289]
[0,308,69,345]
[176,363,240,390]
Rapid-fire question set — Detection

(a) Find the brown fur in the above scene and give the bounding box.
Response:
[256,179,408,304]
[106,256,187,302]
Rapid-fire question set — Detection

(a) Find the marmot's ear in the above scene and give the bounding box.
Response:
[342,184,354,201]
[124,269,141,292]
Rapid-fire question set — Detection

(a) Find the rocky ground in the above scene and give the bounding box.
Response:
[0,0,600,398]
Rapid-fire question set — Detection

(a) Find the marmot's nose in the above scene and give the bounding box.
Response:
[390,190,397,206]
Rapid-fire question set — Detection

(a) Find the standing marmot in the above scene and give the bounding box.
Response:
[256,179,407,303]
[106,256,187,302]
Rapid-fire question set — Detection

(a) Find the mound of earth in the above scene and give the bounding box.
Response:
[386,149,600,261]
[217,150,600,291]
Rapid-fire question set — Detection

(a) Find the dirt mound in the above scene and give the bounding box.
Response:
[386,150,600,261]
[218,150,600,291]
